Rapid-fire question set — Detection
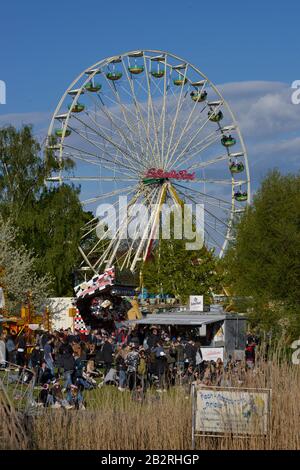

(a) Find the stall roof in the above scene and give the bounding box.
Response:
[125,311,226,326]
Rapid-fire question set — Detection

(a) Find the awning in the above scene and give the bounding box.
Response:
[125,311,226,326]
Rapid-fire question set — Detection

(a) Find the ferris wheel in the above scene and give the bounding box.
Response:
[46,50,250,275]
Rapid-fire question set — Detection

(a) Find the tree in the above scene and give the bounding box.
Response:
[0,125,92,296]
[223,170,300,340]
[0,216,53,313]
[28,185,92,296]
[142,212,222,303]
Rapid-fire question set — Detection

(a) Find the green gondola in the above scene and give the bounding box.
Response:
[173,78,187,86]
[85,82,102,92]
[208,110,223,122]
[68,103,85,113]
[190,90,207,102]
[221,135,236,147]
[55,128,71,138]
[142,177,164,185]
[106,72,122,81]
[128,65,144,75]
[234,192,248,202]
[230,162,245,174]
[150,70,165,78]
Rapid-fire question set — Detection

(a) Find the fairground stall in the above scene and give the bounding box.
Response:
[125,306,247,362]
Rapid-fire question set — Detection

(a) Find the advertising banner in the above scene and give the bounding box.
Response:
[193,387,270,437]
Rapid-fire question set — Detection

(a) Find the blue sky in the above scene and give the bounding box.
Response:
[0,0,299,188]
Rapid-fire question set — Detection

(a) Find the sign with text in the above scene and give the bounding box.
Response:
[200,347,224,362]
[193,387,271,436]
[189,295,203,312]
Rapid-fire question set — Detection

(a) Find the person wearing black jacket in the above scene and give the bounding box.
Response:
[62,345,75,390]
[30,345,43,368]
[102,337,114,375]
[184,340,197,367]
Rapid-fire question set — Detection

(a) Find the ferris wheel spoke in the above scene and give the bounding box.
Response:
[118,82,147,160]
[140,54,161,163]
[62,144,137,178]
[85,91,142,156]
[81,185,137,206]
[172,132,221,171]
[52,175,138,182]
[83,101,138,156]
[203,227,224,252]
[165,80,208,168]
[70,113,137,165]
[157,55,169,166]
[81,196,125,239]
[95,189,143,270]
[163,66,189,168]
[174,186,231,230]
[170,112,222,170]
[120,186,160,270]
[101,72,153,162]
[102,71,141,138]
[81,109,146,171]
[120,58,159,168]
[130,184,167,272]
[185,154,230,171]
[66,121,141,175]
[172,182,233,208]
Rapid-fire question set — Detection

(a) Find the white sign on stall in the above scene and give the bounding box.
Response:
[191,386,271,447]
[200,347,224,362]
[189,295,203,312]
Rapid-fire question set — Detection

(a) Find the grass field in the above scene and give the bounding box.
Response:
[19,358,299,450]
[1,353,300,450]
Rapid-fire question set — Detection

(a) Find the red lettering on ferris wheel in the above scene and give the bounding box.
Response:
[145,168,195,180]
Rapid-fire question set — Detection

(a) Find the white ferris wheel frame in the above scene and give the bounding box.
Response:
[46,49,251,274]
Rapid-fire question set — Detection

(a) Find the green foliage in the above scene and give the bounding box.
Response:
[0,125,91,296]
[142,211,222,303]
[223,170,300,340]
[0,216,53,312]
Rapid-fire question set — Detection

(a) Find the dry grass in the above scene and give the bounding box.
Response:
[24,357,300,450]
[1,351,299,450]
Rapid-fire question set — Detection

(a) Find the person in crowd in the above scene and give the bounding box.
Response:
[67,383,85,410]
[184,339,197,368]
[39,383,54,407]
[115,344,128,391]
[16,333,27,368]
[62,344,75,391]
[102,336,114,376]
[153,341,167,392]
[137,347,148,391]
[29,344,43,383]
[0,333,6,368]
[245,339,256,368]
[39,360,54,385]
[145,326,160,349]
[126,343,140,391]
[44,336,55,375]
[51,380,73,409]
[6,334,16,364]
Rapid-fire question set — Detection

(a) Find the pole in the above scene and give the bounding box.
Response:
[191,383,196,450]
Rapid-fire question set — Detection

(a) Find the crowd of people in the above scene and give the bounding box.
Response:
[0,326,257,408]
